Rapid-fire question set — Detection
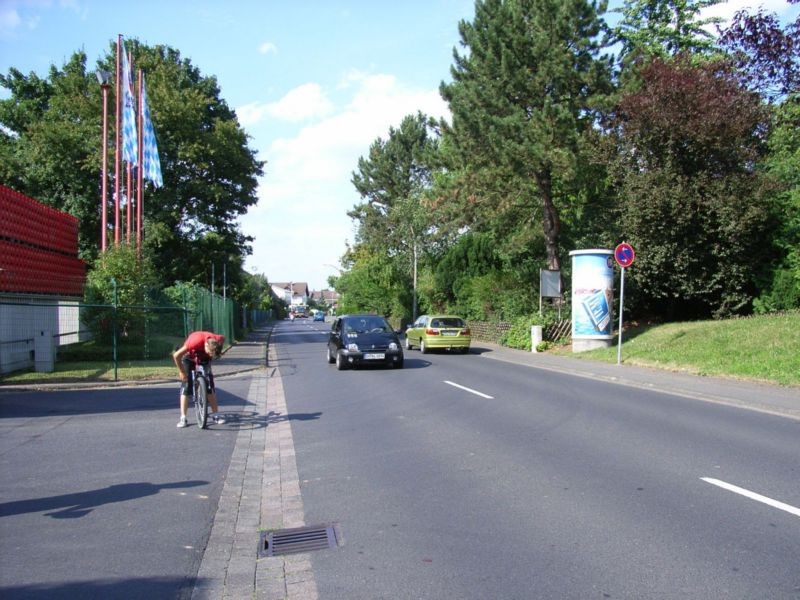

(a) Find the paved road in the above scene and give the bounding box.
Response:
[277,319,800,599]
[1,320,797,599]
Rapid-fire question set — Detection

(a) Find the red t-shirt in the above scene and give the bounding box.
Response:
[184,331,224,361]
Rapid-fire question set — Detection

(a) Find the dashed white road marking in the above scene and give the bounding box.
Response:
[444,380,494,399]
[701,477,800,518]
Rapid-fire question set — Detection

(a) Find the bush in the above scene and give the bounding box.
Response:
[753,268,800,314]
[448,271,538,322]
[82,246,161,344]
[500,312,560,351]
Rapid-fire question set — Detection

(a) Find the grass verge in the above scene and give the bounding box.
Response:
[1,360,175,384]
[551,311,800,386]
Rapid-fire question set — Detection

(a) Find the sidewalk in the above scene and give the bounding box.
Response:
[191,324,318,600]
[475,341,800,421]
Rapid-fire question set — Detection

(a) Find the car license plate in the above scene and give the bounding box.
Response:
[364,353,385,360]
[442,331,457,336]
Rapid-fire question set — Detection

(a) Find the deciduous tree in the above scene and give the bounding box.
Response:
[611,0,722,65]
[349,112,440,318]
[607,56,778,318]
[716,4,799,102]
[0,41,264,295]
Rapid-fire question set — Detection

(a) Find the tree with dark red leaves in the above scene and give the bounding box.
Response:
[717,3,799,102]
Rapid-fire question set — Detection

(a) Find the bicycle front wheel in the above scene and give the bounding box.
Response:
[194,374,208,429]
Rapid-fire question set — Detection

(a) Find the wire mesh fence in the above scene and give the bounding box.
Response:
[0,287,268,380]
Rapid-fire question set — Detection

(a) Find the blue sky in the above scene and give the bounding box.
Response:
[1,0,797,290]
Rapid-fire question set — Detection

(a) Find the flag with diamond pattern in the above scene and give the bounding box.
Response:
[140,74,163,188]
[121,43,138,165]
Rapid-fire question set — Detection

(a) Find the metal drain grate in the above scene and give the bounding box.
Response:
[258,524,337,557]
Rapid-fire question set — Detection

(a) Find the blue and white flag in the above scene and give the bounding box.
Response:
[140,74,163,188]
[121,43,138,165]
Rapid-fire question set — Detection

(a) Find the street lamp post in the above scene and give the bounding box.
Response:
[97,70,112,253]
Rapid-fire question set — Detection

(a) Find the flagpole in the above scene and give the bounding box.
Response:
[125,51,134,245]
[114,35,122,247]
[125,160,130,245]
[119,37,139,251]
[137,68,144,258]
[98,71,111,253]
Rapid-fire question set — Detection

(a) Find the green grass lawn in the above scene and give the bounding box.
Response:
[1,360,175,384]
[553,311,800,386]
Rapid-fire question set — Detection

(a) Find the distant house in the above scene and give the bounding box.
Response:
[310,289,339,311]
[270,282,309,307]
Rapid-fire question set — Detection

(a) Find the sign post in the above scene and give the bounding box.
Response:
[614,243,635,365]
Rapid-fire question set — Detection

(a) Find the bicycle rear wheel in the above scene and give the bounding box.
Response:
[194,374,208,429]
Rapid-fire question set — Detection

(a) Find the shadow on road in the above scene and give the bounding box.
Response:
[0,387,251,419]
[266,409,322,422]
[0,480,207,519]
[1,576,190,600]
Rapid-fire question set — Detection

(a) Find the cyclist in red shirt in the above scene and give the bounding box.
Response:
[172,331,225,428]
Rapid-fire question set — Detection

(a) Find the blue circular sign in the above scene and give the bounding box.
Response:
[614,243,635,268]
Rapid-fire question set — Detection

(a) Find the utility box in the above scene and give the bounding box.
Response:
[569,249,614,353]
[34,329,54,373]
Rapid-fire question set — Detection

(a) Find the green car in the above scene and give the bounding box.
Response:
[404,315,471,354]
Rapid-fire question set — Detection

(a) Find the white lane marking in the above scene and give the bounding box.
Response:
[444,380,494,399]
[701,477,800,518]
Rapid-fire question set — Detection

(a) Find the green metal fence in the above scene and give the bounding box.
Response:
[0,287,267,380]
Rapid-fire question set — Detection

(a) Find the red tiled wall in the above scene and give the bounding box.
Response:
[0,185,86,296]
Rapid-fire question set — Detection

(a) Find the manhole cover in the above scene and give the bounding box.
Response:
[259,524,338,557]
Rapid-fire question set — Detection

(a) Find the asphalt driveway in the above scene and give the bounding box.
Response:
[0,376,255,600]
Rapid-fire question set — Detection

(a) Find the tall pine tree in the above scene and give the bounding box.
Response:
[440,0,611,271]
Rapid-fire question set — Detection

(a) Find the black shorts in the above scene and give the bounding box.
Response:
[180,357,215,396]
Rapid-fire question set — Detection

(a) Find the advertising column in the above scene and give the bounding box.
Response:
[569,249,614,352]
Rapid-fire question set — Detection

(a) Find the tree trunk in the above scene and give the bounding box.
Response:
[536,169,561,271]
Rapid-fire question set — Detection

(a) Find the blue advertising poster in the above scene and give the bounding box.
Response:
[570,250,614,338]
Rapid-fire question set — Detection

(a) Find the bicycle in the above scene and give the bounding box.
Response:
[192,357,212,429]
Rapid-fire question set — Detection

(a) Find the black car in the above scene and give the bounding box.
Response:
[326,314,404,370]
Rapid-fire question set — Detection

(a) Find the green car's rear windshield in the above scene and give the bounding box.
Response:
[430,318,465,328]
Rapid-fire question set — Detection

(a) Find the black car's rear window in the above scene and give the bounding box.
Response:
[431,318,465,328]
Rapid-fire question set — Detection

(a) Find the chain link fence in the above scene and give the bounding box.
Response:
[0,288,270,380]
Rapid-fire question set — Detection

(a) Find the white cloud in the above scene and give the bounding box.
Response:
[702,0,799,28]
[240,72,449,288]
[268,83,334,122]
[0,7,22,37]
[258,41,277,55]
[0,0,85,41]
[236,102,269,127]
[237,82,334,126]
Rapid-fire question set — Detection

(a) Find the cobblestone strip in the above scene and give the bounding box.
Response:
[192,338,318,600]
[256,343,319,600]
[191,372,268,600]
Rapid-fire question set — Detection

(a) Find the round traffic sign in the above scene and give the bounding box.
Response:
[614,243,635,268]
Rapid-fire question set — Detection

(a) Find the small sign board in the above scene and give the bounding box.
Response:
[614,243,635,268]
[539,269,561,298]
[539,269,563,319]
